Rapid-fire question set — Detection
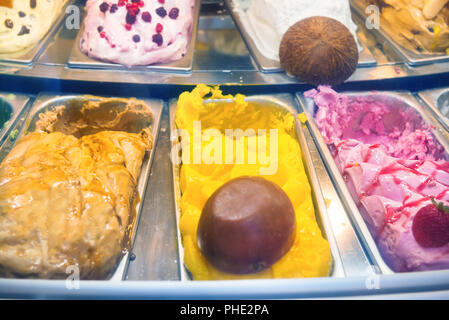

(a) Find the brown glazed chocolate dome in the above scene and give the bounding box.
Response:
[197,176,296,274]
[279,16,359,86]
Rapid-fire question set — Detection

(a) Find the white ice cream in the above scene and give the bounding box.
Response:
[233,0,359,61]
[0,0,67,54]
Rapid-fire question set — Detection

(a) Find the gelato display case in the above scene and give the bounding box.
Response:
[1,0,449,300]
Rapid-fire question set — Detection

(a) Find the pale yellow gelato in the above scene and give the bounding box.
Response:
[0,0,67,54]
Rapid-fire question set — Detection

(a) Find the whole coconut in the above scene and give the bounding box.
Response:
[279,16,359,86]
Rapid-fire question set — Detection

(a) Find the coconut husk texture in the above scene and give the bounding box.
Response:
[279,16,359,86]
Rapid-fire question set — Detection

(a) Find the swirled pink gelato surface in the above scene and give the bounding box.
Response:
[80,0,195,67]
[306,86,449,272]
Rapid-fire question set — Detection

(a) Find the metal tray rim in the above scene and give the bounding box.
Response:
[2,266,449,298]
[169,93,346,281]
[417,88,449,132]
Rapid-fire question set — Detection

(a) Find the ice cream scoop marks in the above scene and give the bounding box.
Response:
[171,121,279,176]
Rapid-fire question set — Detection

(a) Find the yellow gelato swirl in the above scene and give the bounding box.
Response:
[174,85,331,280]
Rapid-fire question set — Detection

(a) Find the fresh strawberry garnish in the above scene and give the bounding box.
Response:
[412,198,449,248]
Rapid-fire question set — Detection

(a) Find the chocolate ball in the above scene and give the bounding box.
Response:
[279,16,359,86]
[197,176,296,274]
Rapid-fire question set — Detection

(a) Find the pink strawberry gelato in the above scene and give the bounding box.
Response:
[80,0,195,67]
[306,86,449,272]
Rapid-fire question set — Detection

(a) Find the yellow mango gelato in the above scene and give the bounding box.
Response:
[174,85,331,280]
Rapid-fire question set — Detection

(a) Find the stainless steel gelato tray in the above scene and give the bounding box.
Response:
[0,1,73,66]
[168,93,363,281]
[296,90,449,275]
[0,94,163,281]
[225,0,377,73]
[67,0,201,73]
[418,88,449,132]
[0,93,31,146]
[350,0,449,66]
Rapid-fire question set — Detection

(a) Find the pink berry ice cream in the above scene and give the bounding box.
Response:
[80,0,195,67]
[306,86,449,272]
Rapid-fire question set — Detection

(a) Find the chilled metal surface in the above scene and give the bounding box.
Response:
[0,1,73,66]
[418,88,449,132]
[67,0,201,73]
[350,0,449,66]
[125,106,181,281]
[297,91,449,275]
[225,0,377,72]
[0,94,163,281]
[168,93,361,281]
[297,109,374,277]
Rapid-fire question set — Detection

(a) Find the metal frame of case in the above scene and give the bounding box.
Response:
[0,0,449,299]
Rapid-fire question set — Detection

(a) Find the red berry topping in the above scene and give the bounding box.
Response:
[100,31,106,38]
[126,12,137,24]
[169,8,179,19]
[156,23,163,33]
[152,33,163,46]
[142,11,151,22]
[412,200,449,248]
[99,2,109,13]
[133,34,141,43]
[126,3,140,16]
[110,4,118,13]
[156,7,167,18]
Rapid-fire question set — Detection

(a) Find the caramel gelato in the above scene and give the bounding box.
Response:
[0,97,154,279]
